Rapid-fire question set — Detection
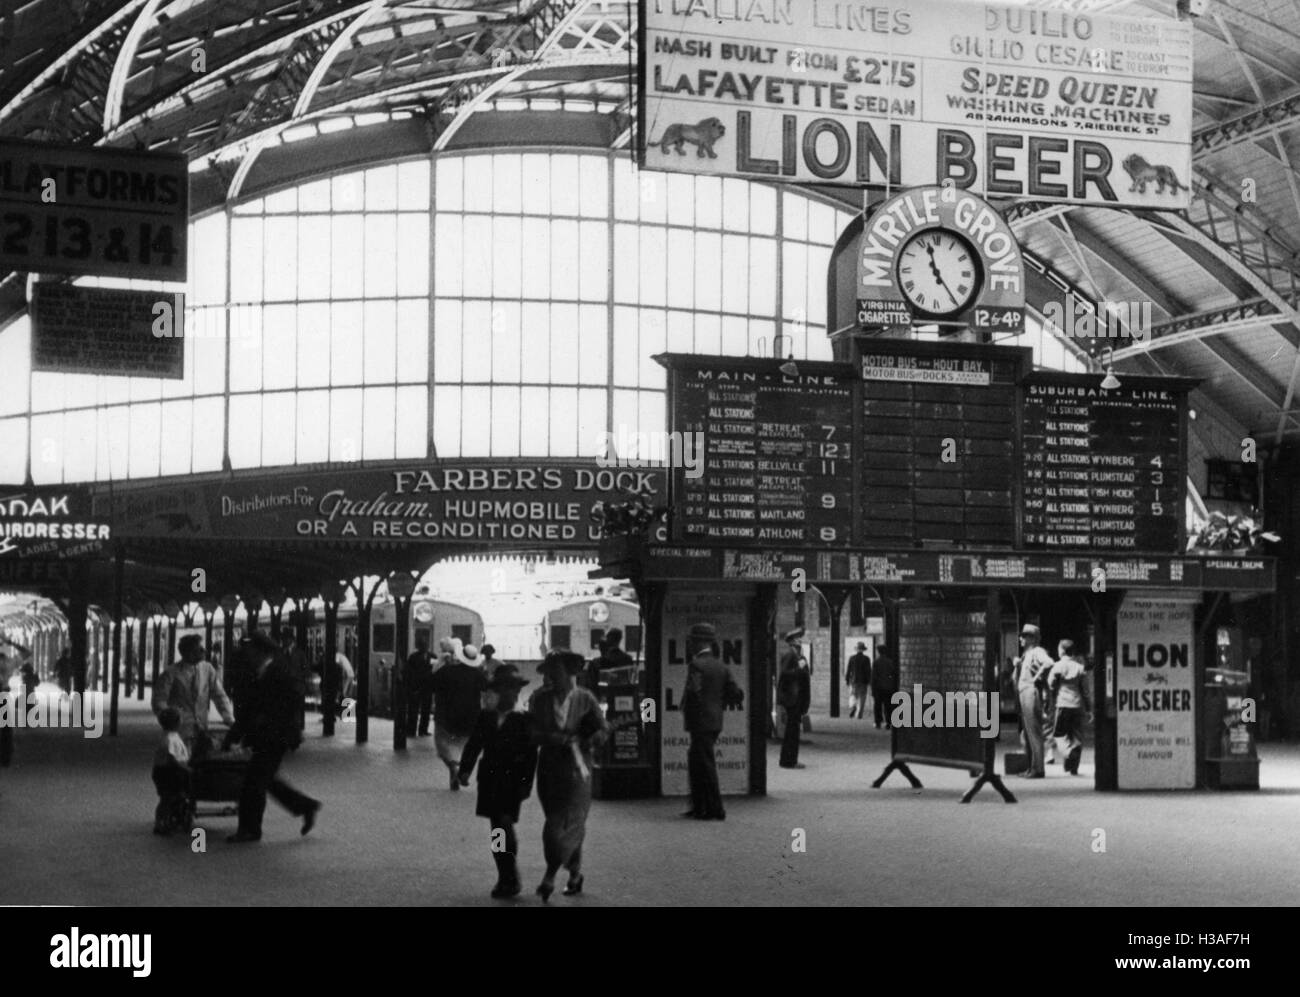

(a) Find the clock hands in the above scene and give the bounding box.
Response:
[924,238,960,309]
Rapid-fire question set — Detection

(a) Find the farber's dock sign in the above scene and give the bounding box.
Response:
[101,461,668,546]
[641,0,1192,206]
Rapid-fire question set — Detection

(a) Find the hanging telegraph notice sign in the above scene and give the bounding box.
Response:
[639,0,1192,208]
[0,139,188,281]
[856,186,1025,333]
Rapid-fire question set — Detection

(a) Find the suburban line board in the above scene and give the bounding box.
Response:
[1021,373,1190,552]
[661,355,857,546]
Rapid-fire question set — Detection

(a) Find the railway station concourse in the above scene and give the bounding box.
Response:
[0,0,1298,925]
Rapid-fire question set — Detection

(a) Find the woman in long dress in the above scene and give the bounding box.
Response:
[529,650,609,901]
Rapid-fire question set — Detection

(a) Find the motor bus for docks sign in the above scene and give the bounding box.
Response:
[640,0,1192,207]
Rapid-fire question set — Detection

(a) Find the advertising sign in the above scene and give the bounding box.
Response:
[856,187,1025,333]
[0,139,188,280]
[31,283,184,379]
[1116,593,1196,789]
[660,585,751,796]
[0,488,110,561]
[641,0,1193,207]
[97,461,670,546]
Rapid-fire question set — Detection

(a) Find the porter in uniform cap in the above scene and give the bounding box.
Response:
[1021,624,1041,637]
[782,627,805,643]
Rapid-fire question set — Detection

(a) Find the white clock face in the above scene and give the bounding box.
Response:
[897,230,981,317]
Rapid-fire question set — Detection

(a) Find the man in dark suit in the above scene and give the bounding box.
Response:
[871,647,899,729]
[845,642,872,719]
[404,636,435,737]
[227,632,321,843]
[681,622,743,821]
[778,628,811,768]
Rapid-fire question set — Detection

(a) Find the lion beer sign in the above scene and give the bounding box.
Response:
[639,0,1193,208]
[857,186,1025,333]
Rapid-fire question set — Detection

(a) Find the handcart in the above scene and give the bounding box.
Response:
[188,725,251,824]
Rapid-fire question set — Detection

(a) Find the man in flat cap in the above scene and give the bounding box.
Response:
[1015,624,1056,778]
[681,622,743,820]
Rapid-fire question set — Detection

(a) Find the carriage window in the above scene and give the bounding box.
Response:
[373,624,395,653]
[590,628,605,651]
[550,625,571,651]
[415,627,431,647]
[625,625,642,653]
[451,624,473,645]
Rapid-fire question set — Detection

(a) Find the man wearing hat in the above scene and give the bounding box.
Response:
[430,641,487,790]
[1015,624,1056,778]
[458,664,537,898]
[681,622,743,820]
[845,641,873,720]
[778,629,811,768]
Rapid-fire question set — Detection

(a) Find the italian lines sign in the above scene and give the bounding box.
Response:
[641,0,1192,207]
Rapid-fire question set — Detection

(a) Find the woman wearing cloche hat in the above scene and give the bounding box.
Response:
[527,650,610,901]
[458,665,537,899]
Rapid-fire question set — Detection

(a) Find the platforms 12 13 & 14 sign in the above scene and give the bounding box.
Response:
[641,0,1192,207]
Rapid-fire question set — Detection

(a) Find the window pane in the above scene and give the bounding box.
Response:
[332,215,364,298]
[230,217,263,302]
[463,215,493,297]
[783,242,808,320]
[464,156,493,212]
[397,159,430,210]
[612,390,638,441]
[365,164,398,211]
[296,390,329,464]
[783,192,807,240]
[577,388,604,456]
[331,302,363,386]
[639,310,665,389]
[551,219,579,300]
[461,386,491,455]
[640,172,667,224]
[263,216,298,301]
[667,309,693,354]
[612,157,639,220]
[520,387,548,454]
[807,244,830,326]
[666,173,694,227]
[396,300,428,383]
[522,154,551,215]
[364,214,397,298]
[299,177,331,212]
[433,300,462,383]
[192,397,223,472]
[30,412,61,483]
[550,304,579,382]
[549,387,578,456]
[491,386,520,456]
[397,214,429,296]
[394,385,427,459]
[492,302,521,383]
[190,212,227,306]
[613,223,638,304]
[522,218,551,299]
[722,179,748,231]
[520,302,550,383]
[721,315,747,356]
[435,157,463,211]
[433,386,462,457]
[613,306,639,388]
[749,238,776,317]
[228,396,261,469]
[264,187,297,214]
[229,307,262,392]
[64,408,96,482]
[297,303,331,388]
[666,228,694,309]
[722,235,749,314]
[363,387,396,460]
[579,156,608,217]
[696,176,723,229]
[695,311,722,355]
[492,216,522,297]
[298,216,331,300]
[262,304,297,391]
[695,231,722,313]
[578,305,606,385]
[363,300,397,384]
[551,155,580,217]
[433,214,463,298]
[751,184,777,236]
[332,172,364,212]
[639,227,666,307]
[262,392,295,466]
[493,155,522,215]
[461,302,492,382]
[579,220,606,302]
[329,388,363,461]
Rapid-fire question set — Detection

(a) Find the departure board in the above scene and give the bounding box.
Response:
[1022,376,1187,553]
[665,357,856,546]
[860,341,1026,548]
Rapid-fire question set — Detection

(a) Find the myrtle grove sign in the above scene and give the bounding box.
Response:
[640,0,1192,207]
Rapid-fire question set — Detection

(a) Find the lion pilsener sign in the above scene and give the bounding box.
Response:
[640,0,1192,207]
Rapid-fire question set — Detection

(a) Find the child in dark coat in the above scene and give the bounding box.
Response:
[458,665,538,899]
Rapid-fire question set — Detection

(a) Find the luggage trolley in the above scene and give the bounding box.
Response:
[187,725,250,826]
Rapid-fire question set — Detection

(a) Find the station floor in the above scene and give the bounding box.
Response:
[2,687,1298,906]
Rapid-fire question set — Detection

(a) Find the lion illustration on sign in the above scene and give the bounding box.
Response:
[1122,154,1188,195]
[652,117,726,158]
